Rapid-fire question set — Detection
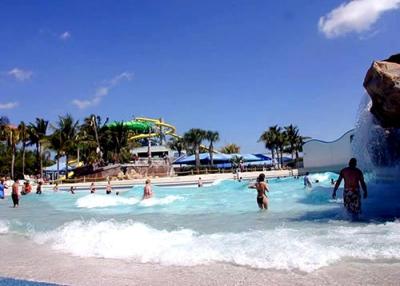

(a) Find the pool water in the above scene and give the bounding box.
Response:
[1,172,400,272]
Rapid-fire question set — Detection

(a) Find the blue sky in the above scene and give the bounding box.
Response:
[0,0,399,152]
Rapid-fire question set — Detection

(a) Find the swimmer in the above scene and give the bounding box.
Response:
[90,182,96,194]
[142,179,153,200]
[303,172,312,188]
[331,178,335,185]
[198,177,203,188]
[0,178,7,199]
[36,181,42,194]
[69,186,75,194]
[11,179,20,208]
[332,158,367,217]
[106,180,112,194]
[249,173,269,210]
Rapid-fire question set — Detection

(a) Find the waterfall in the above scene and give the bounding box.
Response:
[352,94,400,182]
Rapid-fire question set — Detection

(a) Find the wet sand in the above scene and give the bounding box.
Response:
[1,235,399,286]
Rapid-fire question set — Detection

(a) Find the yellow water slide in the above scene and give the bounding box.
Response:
[128,117,180,141]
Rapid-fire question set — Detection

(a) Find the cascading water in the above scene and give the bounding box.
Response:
[352,94,400,181]
[351,54,400,182]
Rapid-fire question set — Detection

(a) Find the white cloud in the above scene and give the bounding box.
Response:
[60,31,71,40]
[0,102,19,109]
[7,68,32,81]
[72,72,133,109]
[319,0,400,38]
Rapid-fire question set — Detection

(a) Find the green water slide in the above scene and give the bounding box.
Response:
[107,120,153,133]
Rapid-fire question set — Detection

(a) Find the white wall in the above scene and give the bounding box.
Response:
[303,130,354,173]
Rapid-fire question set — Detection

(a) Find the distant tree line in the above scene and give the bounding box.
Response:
[259,124,307,168]
[1,113,306,178]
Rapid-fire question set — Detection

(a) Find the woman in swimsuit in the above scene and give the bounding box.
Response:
[249,173,269,210]
[106,181,112,194]
[90,182,96,194]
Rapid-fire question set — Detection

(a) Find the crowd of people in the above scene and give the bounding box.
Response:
[0,158,367,217]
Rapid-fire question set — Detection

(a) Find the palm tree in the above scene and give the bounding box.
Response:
[81,114,109,162]
[259,125,280,168]
[220,143,240,154]
[284,124,299,159]
[183,128,207,169]
[276,130,288,168]
[108,121,129,163]
[55,114,79,179]
[18,121,29,176]
[48,130,63,178]
[0,116,10,141]
[167,137,185,157]
[28,118,49,177]
[205,131,219,166]
[6,126,19,179]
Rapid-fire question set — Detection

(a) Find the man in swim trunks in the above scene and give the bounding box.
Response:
[143,179,153,200]
[11,179,20,207]
[36,181,42,194]
[249,173,269,210]
[332,158,367,216]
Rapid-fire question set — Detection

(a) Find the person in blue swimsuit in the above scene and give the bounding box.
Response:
[0,178,7,199]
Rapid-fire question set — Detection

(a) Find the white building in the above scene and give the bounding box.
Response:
[303,129,354,173]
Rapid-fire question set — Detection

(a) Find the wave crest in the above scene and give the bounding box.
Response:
[32,219,400,272]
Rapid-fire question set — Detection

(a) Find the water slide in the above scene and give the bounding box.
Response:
[107,117,218,153]
[107,117,180,141]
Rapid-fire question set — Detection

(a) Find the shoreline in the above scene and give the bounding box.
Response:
[46,169,299,190]
[0,235,399,286]
[2,169,298,196]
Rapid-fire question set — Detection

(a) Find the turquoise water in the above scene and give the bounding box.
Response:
[1,172,400,272]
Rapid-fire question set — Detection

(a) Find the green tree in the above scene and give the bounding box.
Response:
[205,131,220,166]
[183,128,207,169]
[108,121,129,163]
[28,118,49,176]
[55,114,79,179]
[167,137,185,157]
[220,143,240,154]
[259,125,280,168]
[6,126,20,179]
[18,121,29,176]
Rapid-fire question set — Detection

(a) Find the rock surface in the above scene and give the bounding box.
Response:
[363,54,400,128]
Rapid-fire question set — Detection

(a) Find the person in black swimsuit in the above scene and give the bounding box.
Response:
[249,173,270,210]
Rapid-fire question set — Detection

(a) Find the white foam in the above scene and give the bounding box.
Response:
[0,220,10,234]
[309,172,337,183]
[76,194,183,208]
[33,219,400,272]
[76,195,139,209]
[139,195,184,207]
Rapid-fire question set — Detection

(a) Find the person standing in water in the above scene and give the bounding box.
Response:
[197,177,203,187]
[106,180,112,194]
[332,158,367,216]
[90,182,96,194]
[143,179,153,200]
[0,178,7,199]
[303,172,312,188]
[11,179,20,208]
[36,181,42,195]
[249,173,269,210]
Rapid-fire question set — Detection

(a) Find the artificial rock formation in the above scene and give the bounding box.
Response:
[363,54,400,128]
